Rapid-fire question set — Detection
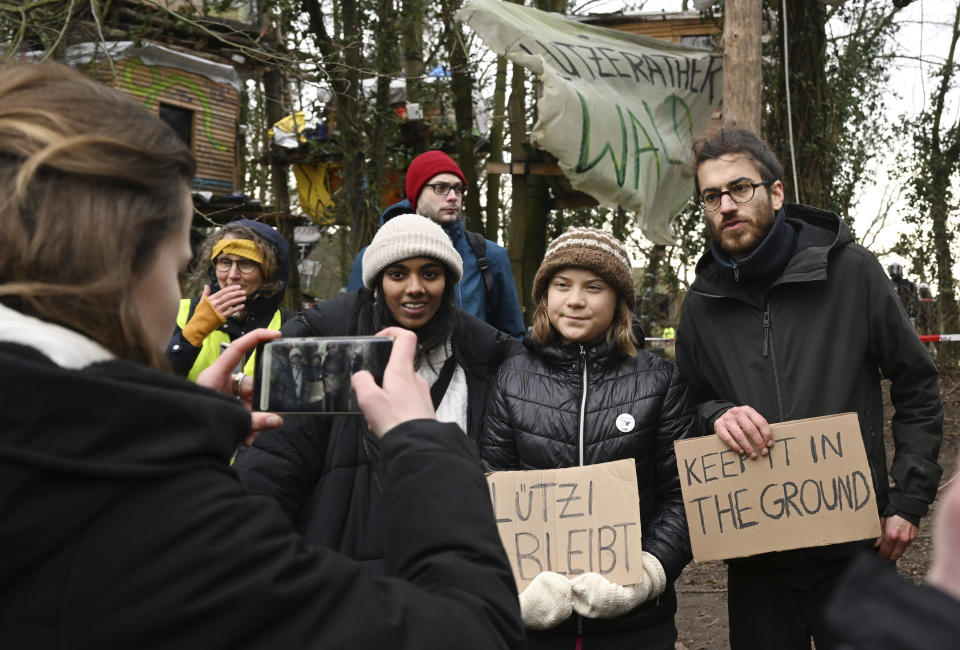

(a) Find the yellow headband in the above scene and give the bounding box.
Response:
[211,239,263,264]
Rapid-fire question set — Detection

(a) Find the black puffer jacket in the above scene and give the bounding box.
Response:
[482,333,696,642]
[235,290,522,573]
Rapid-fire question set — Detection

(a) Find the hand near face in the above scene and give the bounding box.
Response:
[351,327,436,438]
[714,405,774,459]
[203,283,247,319]
[196,328,283,446]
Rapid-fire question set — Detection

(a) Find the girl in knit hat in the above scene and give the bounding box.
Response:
[483,227,697,650]
[234,213,521,572]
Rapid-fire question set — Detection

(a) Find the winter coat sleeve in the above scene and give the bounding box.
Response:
[485,242,526,339]
[676,300,737,436]
[640,363,696,583]
[825,553,960,649]
[232,415,329,521]
[480,364,521,471]
[62,420,525,650]
[346,248,365,292]
[860,250,943,522]
[165,324,203,377]
[165,298,203,377]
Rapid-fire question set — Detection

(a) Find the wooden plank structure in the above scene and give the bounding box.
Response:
[85,43,242,195]
[576,10,721,45]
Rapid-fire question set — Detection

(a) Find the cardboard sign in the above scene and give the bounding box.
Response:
[674,413,881,562]
[487,459,644,591]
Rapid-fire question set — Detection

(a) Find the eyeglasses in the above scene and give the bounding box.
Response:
[699,181,771,211]
[215,257,259,274]
[424,182,467,198]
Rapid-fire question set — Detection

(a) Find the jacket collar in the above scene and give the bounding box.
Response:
[0,303,113,369]
[692,203,851,297]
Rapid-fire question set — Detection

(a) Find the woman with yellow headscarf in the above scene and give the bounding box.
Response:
[166,219,293,380]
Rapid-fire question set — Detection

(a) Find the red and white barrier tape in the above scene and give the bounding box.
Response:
[919,334,960,342]
[646,335,960,343]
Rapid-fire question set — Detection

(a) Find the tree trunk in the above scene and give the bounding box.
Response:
[929,1,960,356]
[507,60,530,321]
[301,0,368,260]
[767,0,829,206]
[722,0,762,133]
[485,55,508,241]
[263,67,301,311]
[401,0,424,112]
[442,0,482,232]
[369,0,397,231]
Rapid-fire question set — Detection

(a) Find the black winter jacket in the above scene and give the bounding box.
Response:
[482,334,696,643]
[825,553,960,649]
[0,310,524,649]
[677,204,943,563]
[235,290,522,573]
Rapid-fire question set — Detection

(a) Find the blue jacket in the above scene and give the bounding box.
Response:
[347,200,526,338]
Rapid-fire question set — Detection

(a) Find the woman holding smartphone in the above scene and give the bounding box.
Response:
[0,63,523,649]
[482,228,696,650]
[235,213,522,573]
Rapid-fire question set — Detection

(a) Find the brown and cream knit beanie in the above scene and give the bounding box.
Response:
[532,227,635,308]
[361,213,464,289]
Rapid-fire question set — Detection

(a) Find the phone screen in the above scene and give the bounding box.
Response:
[253,336,392,414]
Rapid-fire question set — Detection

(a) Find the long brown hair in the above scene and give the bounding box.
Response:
[0,63,195,368]
[531,291,637,357]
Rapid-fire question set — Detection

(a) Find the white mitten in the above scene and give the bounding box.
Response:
[570,552,667,619]
[518,571,573,630]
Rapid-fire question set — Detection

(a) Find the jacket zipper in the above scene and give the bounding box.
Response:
[578,345,588,467]
[361,435,383,494]
[763,305,785,421]
[576,345,589,638]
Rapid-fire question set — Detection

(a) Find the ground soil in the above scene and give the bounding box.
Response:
[673,367,960,649]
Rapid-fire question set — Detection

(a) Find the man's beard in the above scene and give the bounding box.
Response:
[711,198,776,259]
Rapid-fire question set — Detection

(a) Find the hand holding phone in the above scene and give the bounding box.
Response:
[197,328,284,444]
[352,327,435,438]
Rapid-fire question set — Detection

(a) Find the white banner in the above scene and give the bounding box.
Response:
[458,0,723,244]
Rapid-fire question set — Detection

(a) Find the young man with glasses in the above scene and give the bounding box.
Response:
[167,219,294,380]
[347,150,525,338]
[675,128,943,650]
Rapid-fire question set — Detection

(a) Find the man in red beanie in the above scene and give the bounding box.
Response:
[347,150,525,338]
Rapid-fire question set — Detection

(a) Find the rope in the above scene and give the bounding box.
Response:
[782,0,801,203]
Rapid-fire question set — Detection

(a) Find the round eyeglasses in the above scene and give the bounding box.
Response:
[699,181,771,211]
[215,257,259,274]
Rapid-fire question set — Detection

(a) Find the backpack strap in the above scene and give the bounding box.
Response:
[464,229,495,322]
[429,355,459,409]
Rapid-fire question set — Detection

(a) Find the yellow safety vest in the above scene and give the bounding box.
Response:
[176,298,283,381]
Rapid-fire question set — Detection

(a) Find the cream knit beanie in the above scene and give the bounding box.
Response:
[361,213,464,289]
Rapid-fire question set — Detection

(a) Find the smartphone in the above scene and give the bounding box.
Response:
[252,336,393,414]
[220,341,242,374]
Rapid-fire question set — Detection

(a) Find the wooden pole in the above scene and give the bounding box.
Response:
[722,0,762,133]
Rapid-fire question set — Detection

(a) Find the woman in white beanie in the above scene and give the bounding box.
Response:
[234,213,521,573]
[482,227,696,650]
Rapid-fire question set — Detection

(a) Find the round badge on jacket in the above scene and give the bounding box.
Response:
[616,413,635,433]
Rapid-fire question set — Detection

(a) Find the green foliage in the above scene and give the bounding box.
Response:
[762,0,900,219]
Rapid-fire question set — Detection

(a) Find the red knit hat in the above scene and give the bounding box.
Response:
[405,150,467,207]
